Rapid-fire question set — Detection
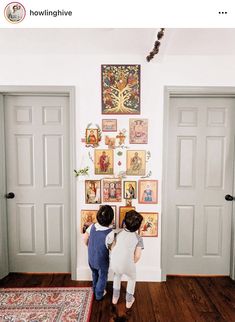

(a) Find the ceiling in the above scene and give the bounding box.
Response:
[0,28,235,56]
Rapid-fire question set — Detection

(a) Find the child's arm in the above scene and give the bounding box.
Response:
[105,229,122,250]
[134,246,142,263]
[134,233,144,263]
[83,232,89,246]
[83,224,93,246]
[105,230,115,250]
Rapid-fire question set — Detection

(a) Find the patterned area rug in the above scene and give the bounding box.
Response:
[0,287,93,322]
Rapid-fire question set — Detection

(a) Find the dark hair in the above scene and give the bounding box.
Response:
[124,210,143,232]
[97,205,114,227]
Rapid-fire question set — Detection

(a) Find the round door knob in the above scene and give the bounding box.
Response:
[5,192,15,199]
[225,194,234,201]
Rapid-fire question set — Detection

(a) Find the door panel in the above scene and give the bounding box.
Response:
[166,97,234,275]
[4,95,70,272]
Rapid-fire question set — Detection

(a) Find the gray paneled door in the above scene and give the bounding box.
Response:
[166,97,234,275]
[4,95,70,272]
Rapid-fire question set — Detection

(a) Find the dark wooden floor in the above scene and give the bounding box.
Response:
[0,274,235,322]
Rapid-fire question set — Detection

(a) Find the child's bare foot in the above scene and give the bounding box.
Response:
[112,296,119,305]
[126,297,135,309]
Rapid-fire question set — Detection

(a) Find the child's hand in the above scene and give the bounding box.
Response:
[139,229,144,237]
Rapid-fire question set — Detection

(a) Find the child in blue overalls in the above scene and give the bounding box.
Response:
[83,205,114,300]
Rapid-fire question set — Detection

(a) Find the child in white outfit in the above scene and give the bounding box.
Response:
[106,210,144,309]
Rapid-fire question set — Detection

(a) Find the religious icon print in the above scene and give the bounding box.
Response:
[86,128,99,145]
[140,212,158,237]
[129,118,148,144]
[85,180,101,204]
[138,180,158,204]
[94,149,114,175]
[126,150,146,176]
[80,210,97,233]
[102,178,122,202]
[102,65,140,115]
[123,181,137,199]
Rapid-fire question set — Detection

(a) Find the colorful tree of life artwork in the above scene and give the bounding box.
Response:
[102,65,140,115]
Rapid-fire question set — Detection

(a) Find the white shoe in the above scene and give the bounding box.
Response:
[112,296,119,305]
[126,297,135,309]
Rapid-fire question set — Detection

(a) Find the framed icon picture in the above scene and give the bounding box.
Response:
[86,128,99,146]
[119,206,136,228]
[123,181,137,199]
[126,150,146,176]
[80,210,97,233]
[99,205,117,228]
[103,178,122,202]
[102,65,140,115]
[129,118,148,144]
[85,180,101,204]
[140,212,158,237]
[138,180,158,204]
[102,119,117,132]
[94,149,114,175]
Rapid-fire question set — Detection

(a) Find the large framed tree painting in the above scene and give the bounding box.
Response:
[102,65,141,115]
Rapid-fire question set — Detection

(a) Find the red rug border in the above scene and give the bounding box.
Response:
[0,286,92,290]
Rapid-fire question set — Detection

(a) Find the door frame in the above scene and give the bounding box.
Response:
[0,94,8,279]
[161,86,235,281]
[0,86,77,280]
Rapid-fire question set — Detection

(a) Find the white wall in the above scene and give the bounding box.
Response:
[1,52,235,281]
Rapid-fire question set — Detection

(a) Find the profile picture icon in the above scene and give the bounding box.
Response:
[4,2,26,23]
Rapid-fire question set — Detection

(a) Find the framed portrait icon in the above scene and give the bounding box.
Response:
[80,210,97,233]
[85,180,101,204]
[103,178,122,202]
[94,149,114,175]
[126,150,146,176]
[86,128,99,146]
[123,181,137,199]
[140,212,158,237]
[138,180,158,204]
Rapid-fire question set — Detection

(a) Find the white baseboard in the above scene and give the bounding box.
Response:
[76,266,162,282]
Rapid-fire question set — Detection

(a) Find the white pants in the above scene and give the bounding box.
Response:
[113,272,136,295]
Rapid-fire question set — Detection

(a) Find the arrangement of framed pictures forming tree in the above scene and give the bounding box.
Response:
[81,64,159,237]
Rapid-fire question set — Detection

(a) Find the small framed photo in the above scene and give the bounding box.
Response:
[123,181,137,199]
[85,180,101,204]
[126,150,146,176]
[119,206,136,228]
[138,180,158,204]
[81,210,97,233]
[94,149,114,175]
[99,205,117,228]
[129,119,148,144]
[140,212,158,237]
[86,128,99,145]
[103,178,122,202]
[102,119,117,132]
